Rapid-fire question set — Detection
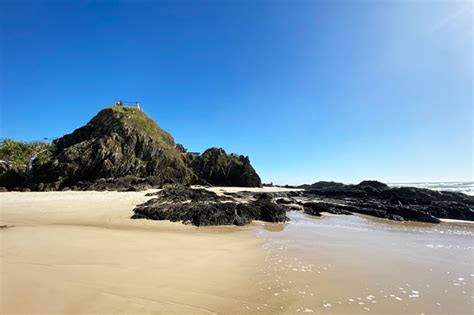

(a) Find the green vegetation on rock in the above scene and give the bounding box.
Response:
[107,107,175,150]
[0,139,53,167]
[0,106,262,190]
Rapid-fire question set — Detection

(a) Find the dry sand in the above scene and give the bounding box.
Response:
[0,188,283,314]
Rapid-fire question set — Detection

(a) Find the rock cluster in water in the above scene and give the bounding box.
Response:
[296,180,474,223]
[132,184,287,226]
[0,107,262,191]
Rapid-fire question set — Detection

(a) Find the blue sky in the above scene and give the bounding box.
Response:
[0,0,472,184]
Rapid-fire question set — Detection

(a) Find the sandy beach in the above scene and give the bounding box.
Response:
[1,188,473,314]
[0,189,272,314]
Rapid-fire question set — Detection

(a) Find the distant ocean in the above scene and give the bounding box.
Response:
[389,181,474,196]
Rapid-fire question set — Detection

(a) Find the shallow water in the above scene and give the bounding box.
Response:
[252,212,473,314]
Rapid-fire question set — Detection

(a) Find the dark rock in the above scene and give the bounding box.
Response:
[302,199,441,223]
[389,215,404,221]
[188,147,261,187]
[356,180,389,190]
[275,197,296,205]
[303,205,322,216]
[2,107,262,191]
[38,181,61,192]
[303,202,353,216]
[144,184,232,202]
[306,181,345,189]
[0,187,7,192]
[424,201,474,221]
[301,180,474,222]
[33,107,195,190]
[0,162,27,190]
[254,194,288,223]
[381,187,474,205]
[287,191,304,197]
[132,185,287,226]
[132,202,254,226]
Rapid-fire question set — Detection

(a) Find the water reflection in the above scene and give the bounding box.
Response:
[252,210,474,314]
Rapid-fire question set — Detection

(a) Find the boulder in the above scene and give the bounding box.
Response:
[188,147,261,187]
[0,162,27,189]
[356,180,389,190]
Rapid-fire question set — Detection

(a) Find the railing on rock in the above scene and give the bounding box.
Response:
[114,100,141,110]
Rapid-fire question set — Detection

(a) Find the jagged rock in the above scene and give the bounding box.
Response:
[254,193,288,222]
[275,197,296,204]
[132,185,287,226]
[381,187,474,205]
[33,107,195,190]
[305,181,345,189]
[351,203,441,223]
[0,161,27,189]
[424,202,474,221]
[144,184,232,202]
[188,147,261,187]
[301,180,474,223]
[0,107,262,191]
[37,181,61,192]
[356,180,389,190]
[0,186,8,192]
[303,202,352,216]
[287,191,304,197]
[302,198,442,223]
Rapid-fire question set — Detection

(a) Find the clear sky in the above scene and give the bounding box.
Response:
[0,0,472,184]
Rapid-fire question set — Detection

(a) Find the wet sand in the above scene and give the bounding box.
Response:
[1,189,473,314]
[256,212,474,314]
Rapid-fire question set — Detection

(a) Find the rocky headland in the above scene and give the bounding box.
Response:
[0,106,261,191]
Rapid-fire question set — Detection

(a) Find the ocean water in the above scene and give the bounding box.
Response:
[389,181,474,196]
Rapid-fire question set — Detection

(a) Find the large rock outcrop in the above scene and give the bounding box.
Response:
[0,106,263,191]
[33,107,195,190]
[187,147,261,187]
